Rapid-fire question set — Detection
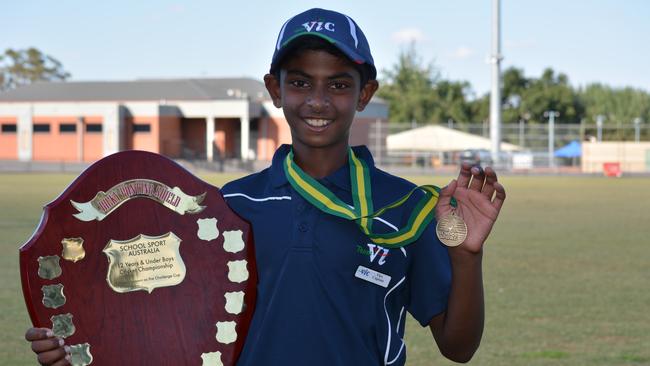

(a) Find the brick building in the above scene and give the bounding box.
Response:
[0,78,388,163]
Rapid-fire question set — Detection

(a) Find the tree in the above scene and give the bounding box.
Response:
[500,67,529,123]
[0,48,71,91]
[471,67,585,125]
[521,68,584,124]
[431,80,473,123]
[377,44,440,123]
[579,83,650,125]
[378,44,478,124]
[0,54,4,89]
[468,67,530,124]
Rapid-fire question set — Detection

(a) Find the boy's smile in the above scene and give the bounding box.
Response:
[303,118,333,130]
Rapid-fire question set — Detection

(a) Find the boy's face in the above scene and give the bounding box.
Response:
[264,49,378,151]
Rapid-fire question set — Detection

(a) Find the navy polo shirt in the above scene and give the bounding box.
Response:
[222,145,451,366]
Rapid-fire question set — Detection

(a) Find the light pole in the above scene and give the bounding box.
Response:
[544,110,560,168]
[634,117,642,142]
[489,0,503,165]
[596,115,605,142]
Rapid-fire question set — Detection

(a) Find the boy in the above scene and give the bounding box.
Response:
[26,8,505,365]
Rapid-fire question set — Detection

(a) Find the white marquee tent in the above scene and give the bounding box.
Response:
[386,125,521,152]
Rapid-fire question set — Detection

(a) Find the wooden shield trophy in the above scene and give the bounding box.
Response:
[19,151,257,366]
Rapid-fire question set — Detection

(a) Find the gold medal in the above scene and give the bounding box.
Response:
[436,211,467,247]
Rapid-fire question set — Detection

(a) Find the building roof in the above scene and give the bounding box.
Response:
[0,78,270,102]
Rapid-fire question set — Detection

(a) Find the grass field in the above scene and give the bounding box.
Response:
[1,173,649,365]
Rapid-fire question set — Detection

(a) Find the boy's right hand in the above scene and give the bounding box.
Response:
[25,328,70,366]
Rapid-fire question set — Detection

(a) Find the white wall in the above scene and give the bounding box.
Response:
[582,141,650,173]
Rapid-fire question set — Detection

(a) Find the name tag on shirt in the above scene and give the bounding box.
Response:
[355,265,391,288]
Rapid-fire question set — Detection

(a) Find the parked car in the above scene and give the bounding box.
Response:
[459,149,493,166]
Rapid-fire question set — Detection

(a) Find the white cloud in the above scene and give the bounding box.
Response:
[450,46,474,59]
[391,28,428,44]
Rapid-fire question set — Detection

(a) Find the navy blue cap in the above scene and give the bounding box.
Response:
[270,8,376,80]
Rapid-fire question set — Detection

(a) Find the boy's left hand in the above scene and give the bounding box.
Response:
[435,163,506,254]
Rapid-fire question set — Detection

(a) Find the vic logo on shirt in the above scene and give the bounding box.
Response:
[302,21,335,32]
[356,243,389,266]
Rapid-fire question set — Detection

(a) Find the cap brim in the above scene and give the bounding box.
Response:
[271,33,376,79]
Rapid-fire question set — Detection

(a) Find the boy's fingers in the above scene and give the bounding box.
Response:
[25,328,53,341]
[52,356,70,366]
[52,354,72,366]
[438,180,457,206]
[456,162,472,188]
[481,167,497,199]
[468,166,485,191]
[492,182,506,212]
[36,346,67,365]
[32,337,64,353]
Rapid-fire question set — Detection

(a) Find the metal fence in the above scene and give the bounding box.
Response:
[367,121,650,172]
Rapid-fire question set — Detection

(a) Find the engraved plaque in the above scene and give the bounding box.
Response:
[103,232,186,293]
[19,151,257,366]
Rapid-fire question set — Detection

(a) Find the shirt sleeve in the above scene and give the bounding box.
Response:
[220,181,249,219]
[406,221,452,326]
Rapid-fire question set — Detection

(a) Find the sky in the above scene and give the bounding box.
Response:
[2,0,649,97]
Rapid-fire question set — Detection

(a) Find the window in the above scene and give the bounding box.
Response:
[33,124,51,133]
[1,124,17,133]
[133,124,151,133]
[86,124,102,133]
[59,124,77,133]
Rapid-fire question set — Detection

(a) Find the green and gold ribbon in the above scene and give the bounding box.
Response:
[284,148,454,248]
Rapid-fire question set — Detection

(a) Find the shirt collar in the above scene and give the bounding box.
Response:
[269,144,375,192]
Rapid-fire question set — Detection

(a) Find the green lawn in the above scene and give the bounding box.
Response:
[1,173,648,365]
